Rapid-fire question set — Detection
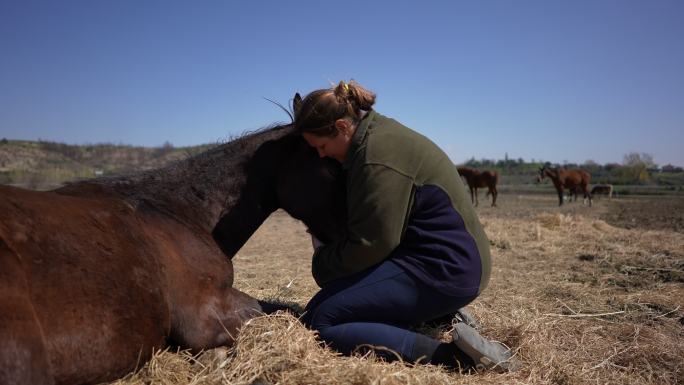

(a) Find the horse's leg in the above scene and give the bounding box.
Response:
[469,186,475,206]
[491,186,498,207]
[0,240,54,385]
[557,187,564,206]
[585,185,592,207]
[474,187,479,207]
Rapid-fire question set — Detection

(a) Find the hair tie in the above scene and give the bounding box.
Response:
[343,82,350,92]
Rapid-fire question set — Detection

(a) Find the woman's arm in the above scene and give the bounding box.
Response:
[312,164,414,286]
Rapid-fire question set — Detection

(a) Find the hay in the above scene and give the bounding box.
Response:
[111,313,490,385]
[221,313,463,385]
[109,197,684,385]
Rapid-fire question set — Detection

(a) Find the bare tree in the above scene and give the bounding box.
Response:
[623,152,655,168]
[622,152,655,183]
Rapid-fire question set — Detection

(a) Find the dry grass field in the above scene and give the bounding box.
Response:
[110,194,683,385]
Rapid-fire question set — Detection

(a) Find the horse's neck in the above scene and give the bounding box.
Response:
[546,168,561,181]
[94,126,292,232]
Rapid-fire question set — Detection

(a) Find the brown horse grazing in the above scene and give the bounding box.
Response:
[457,167,499,207]
[590,184,614,199]
[0,125,345,385]
[538,165,592,206]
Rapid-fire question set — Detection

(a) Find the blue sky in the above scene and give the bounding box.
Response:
[1,1,683,166]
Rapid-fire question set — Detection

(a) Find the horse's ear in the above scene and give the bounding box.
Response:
[292,93,302,118]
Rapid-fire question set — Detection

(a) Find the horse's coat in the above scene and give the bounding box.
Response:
[590,184,614,199]
[457,167,499,207]
[538,165,592,206]
[0,125,344,385]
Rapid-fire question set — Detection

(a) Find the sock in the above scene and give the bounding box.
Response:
[431,342,475,370]
[410,334,442,364]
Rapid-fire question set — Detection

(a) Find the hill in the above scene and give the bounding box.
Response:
[0,139,214,190]
[2,139,683,195]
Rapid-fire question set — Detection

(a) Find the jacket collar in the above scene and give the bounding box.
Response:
[342,110,375,170]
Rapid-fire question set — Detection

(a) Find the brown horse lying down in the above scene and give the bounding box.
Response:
[457,167,499,207]
[538,165,592,206]
[0,125,344,385]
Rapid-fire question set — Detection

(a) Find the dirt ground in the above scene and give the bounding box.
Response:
[598,196,684,232]
[472,192,684,232]
[231,193,681,314]
[113,193,684,385]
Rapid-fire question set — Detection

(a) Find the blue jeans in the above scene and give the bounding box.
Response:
[302,259,477,362]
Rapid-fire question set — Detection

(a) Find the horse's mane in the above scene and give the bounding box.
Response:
[62,123,295,213]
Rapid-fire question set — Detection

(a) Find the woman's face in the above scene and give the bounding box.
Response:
[302,120,355,163]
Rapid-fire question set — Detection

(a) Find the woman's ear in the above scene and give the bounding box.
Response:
[334,119,353,136]
[293,93,302,117]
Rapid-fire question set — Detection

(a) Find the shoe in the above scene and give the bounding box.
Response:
[453,308,479,329]
[452,323,520,373]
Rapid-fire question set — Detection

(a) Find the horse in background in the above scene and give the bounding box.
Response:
[457,167,499,207]
[0,124,345,385]
[564,186,581,203]
[538,165,592,206]
[591,184,614,199]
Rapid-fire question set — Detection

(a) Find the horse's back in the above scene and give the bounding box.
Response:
[561,169,590,187]
[457,168,497,188]
[0,185,170,384]
[591,184,613,196]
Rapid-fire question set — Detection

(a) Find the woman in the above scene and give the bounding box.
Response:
[293,80,517,372]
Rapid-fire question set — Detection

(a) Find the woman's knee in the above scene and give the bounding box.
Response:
[303,301,337,331]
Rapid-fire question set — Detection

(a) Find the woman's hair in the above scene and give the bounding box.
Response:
[293,80,376,136]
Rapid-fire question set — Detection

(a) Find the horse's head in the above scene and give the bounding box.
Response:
[536,166,546,183]
[274,135,346,244]
[212,127,346,257]
[538,164,558,181]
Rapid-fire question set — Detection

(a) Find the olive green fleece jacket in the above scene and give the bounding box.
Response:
[311,111,491,293]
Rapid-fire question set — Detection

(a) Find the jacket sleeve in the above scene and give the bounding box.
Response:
[312,163,415,286]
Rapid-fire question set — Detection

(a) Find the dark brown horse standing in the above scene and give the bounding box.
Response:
[457,167,499,207]
[538,165,592,206]
[0,125,344,385]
